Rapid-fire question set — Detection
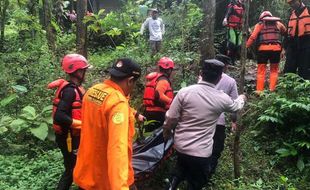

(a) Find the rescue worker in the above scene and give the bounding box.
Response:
[246,11,287,93]
[48,54,90,190]
[283,0,310,80]
[73,58,143,190]
[164,59,246,190]
[140,8,165,55]
[209,54,239,176]
[143,57,174,132]
[223,0,245,64]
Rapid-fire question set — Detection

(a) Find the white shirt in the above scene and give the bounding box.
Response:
[140,17,165,41]
[215,73,238,126]
[163,81,244,157]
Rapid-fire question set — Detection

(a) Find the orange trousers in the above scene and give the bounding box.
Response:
[256,63,279,92]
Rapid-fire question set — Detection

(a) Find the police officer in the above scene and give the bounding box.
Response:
[164,59,246,190]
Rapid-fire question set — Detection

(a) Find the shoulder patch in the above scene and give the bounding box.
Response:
[88,87,109,104]
[112,112,125,124]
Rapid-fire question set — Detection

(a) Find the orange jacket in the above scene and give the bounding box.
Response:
[48,79,84,135]
[246,21,286,51]
[288,7,310,37]
[145,74,173,112]
[73,79,136,190]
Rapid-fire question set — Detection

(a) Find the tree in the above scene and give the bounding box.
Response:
[53,0,65,28]
[233,0,250,180]
[76,0,87,57]
[0,0,9,51]
[42,0,56,52]
[200,0,216,60]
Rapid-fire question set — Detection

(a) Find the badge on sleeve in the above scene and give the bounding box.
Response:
[112,112,125,124]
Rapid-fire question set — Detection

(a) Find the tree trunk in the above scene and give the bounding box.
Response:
[70,0,74,12]
[233,0,250,180]
[200,0,216,60]
[0,0,9,52]
[76,0,87,57]
[28,0,38,16]
[43,0,56,52]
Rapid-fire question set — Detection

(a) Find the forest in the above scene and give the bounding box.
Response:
[0,0,309,189]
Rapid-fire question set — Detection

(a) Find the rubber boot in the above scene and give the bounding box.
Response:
[269,63,279,91]
[256,64,267,93]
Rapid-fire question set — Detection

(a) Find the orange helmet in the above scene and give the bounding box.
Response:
[259,11,272,21]
[61,54,90,74]
[158,57,174,69]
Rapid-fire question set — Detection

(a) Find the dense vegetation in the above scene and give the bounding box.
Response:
[0,0,309,189]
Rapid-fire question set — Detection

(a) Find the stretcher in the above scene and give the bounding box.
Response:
[132,127,174,181]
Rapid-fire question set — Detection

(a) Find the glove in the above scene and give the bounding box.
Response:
[137,114,146,122]
[222,18,228,26]
[71,119,82,129]
[231,122,237,132]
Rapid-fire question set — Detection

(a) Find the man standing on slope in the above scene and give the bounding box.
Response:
[223,0,245,64]
[246,11,286,93]
[140,8,165,55]
[49,54,90,190]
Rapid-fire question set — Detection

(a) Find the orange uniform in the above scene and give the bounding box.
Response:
[246,21,286,51]
[288,7,310,37]
[247,19,287,92]
[73,79,136,190]
[284,6,310,80]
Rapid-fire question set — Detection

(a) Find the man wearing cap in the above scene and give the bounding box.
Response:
[283,0,310,80]
[140,8,165,55]
[163,59,246,190]
[209,54,239,177]
[74,58,142,190]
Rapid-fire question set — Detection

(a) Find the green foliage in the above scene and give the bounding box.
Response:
[0,116,12,134]
[85,6,141,48]
[248,0,290,27]
[278,176,297,190]
[0,149,63,190]
[0,106,53,140]
[1,0,309,189]
[163,2,203,52]
[246,74,310,171]
[0,94,18,107]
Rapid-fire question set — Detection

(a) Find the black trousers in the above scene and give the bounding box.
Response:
[284,45,310,80]
[143,111,166,132]
[56,132,80,190]
[210,125,226,175]
[170,152,211,190]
